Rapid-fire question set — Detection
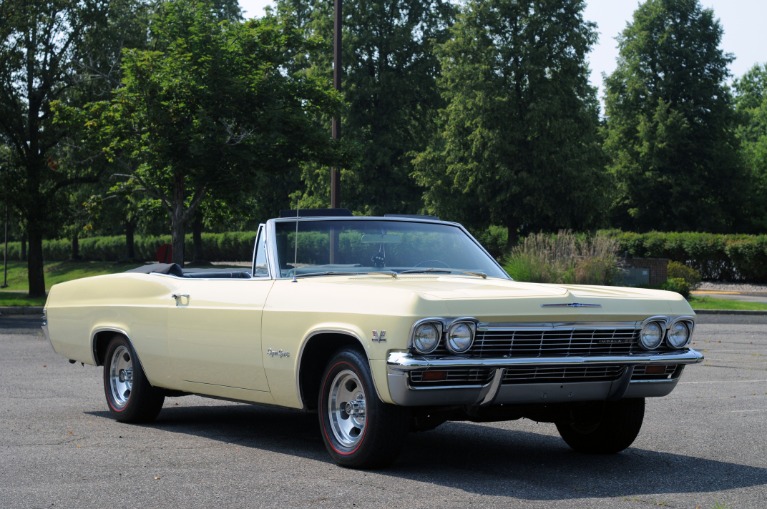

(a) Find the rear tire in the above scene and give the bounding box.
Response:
[318,348,409,469]
[103,336,164,423]
[555,398,645,454]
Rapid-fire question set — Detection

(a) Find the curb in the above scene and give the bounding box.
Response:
[693,309,767,315]
[0,306,44,316]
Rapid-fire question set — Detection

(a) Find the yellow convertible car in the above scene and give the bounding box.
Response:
[44,211,703,468]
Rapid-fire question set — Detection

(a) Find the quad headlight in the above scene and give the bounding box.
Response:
[667,320,693,348]
[638,316,695,350]
[412,321,442,354]
[446,321,476,354]
[411,318,477,355]
[639,319,665,350]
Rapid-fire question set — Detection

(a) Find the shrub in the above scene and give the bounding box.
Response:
[503,231,619,285]
[667,261,701,290]
[474,225,508,259]
[662,277,690,299]
[726,236,767,283]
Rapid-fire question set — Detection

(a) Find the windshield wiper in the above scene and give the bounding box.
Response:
[293,271,366,278]
[399,268,452,275]
[399,268,487,278]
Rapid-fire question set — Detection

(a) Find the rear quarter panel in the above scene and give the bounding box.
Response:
[45,273,176,387]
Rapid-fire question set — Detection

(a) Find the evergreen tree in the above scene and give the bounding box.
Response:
[603,0,749,233]
[734,64,767,231]
[413,0,606,242]
[276,0,455,214]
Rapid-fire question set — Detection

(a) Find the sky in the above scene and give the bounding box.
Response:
[238,0,767,98]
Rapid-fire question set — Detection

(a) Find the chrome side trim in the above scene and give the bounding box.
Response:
[541,303,602,308]
[90,326,131,366]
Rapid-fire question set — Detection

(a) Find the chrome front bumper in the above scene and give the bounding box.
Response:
[386,349,704,407]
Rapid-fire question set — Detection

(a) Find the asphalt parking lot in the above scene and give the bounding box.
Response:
[1,314,765,509]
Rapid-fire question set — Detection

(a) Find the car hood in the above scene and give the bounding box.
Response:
[296,275,692,322]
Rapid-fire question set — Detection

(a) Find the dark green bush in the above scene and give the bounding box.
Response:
[5,229,767,282]
[726,236,767,283]
[602,230,764,282]
[662,277,691,299]
[667,261,701,290]
[473,225,508,259]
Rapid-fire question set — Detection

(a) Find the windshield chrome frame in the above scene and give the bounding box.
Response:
[262,215,510,281]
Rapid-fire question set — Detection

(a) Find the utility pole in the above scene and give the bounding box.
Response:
[330,0,342,208]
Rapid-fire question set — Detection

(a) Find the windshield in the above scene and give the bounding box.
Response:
[273,219,508,279]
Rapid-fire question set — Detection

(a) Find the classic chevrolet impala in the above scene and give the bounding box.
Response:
[44,211,703,468]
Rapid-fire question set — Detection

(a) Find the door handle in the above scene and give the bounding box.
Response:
[172,293,190,305]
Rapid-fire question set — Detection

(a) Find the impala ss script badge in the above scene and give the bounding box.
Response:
[267,349,290,358]
[541,303,602,308]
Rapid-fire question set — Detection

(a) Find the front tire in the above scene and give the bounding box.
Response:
[103,335,165,423]
[555,398,645,454]
[318,349,409,469]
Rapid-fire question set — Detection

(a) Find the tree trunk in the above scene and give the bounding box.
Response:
[25,156,46,297]
[27,222,46,298]
[505,219,520,251]
[125,219,136,261]
[192,210,204,264]
[71,234,80,260]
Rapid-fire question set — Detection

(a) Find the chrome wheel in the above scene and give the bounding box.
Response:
[327,369,367,448]
[319,349,410,468]
[108,344,134,409]
[103,336,164,423]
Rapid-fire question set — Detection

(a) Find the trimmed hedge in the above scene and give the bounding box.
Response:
[4,229,767,282]
[602,230,767,282]
[3,232,257,263]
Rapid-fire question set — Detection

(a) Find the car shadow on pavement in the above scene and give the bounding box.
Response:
[90,402,767,501]
[394,421,767,500]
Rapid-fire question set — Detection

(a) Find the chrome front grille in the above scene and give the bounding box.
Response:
[503,365,625,383]
[408,364,684,388]
[473,326,645,358]
[407,323,682,388]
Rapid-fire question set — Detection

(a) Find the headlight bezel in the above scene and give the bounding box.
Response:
[445,320,476,354]
[411,320,443,354]
[410,317,478,355]
[639,317,666,350]
[667,318,694,348]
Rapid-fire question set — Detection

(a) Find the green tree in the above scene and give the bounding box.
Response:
[734,64,767,231]
[0,0,148,296]
[413,0,605,242]
[603,0,749,233]
[81,1,340,264]
[276,0,455,214]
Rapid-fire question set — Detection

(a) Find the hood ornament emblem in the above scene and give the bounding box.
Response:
[541,303,602,308]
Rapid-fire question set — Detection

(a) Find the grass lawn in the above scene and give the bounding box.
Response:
[688,295,767,312]
[2,260,767,312]
[0,261,139,306]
